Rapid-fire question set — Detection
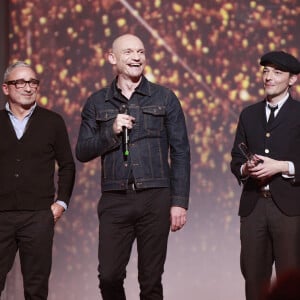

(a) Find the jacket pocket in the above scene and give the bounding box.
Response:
[142,105,166,134]
[96,109,118,123]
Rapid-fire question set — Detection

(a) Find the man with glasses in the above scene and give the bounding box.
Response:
[0,61,75,299]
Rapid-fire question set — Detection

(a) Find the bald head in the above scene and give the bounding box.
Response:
[108,34,146,82]
[112,34,144,54]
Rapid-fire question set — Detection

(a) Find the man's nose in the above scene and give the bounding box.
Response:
[24,83,32,91]
[265,72,273,80]
[132,52,140,60]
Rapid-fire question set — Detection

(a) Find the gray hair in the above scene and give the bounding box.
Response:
[3,61,32,83]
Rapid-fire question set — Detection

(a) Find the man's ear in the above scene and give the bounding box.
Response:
[108,52,116,65]
[2,84,9,96]
[289,74,298,86]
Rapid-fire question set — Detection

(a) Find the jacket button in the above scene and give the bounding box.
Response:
[265,149,270,154]
[266,132,271,138]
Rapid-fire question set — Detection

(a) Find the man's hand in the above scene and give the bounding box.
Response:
[51,202,65,224]
[170,206,187,232]
[113,114,135,134]
[247,155,289,180]
[242,154,263,177]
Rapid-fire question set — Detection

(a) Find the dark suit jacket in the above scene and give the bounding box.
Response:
[231,96,300,217]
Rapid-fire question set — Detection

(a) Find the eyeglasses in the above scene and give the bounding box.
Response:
[5,79,40,89]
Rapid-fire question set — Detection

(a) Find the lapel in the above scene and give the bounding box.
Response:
[256,100,268,127]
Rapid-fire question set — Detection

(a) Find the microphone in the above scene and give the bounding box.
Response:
[123,124,129,157]
[120,105,129,157]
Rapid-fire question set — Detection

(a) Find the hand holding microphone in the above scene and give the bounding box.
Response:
[113,114,135,134]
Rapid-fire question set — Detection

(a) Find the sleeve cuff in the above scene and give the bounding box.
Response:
[282,161,295,178]
[56,200,67,211]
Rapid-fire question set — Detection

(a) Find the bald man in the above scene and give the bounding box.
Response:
[76,34,190,299]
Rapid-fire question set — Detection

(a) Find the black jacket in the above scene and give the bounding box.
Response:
[231,97,300,216]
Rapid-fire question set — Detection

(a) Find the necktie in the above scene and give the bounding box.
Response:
[267,104,278,126]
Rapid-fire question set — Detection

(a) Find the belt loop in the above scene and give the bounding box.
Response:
[127,182,136,191]
[131,183,135,191]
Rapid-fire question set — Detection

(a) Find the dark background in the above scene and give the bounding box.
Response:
[1,0,300,299]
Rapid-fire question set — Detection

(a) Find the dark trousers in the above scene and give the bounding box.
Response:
[98,188,171,300]
[240,196,300,300]
[0,210,54,300]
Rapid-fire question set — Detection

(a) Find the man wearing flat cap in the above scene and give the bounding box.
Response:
[231,51,300,300]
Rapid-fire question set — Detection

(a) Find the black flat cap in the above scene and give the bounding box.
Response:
[260,51,300,74]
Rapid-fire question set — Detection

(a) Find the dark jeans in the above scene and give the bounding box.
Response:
[240,196,300,300]
[0,210,54,300]
[98,188,171,300]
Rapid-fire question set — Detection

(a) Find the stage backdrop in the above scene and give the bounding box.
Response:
[3,0,300,299]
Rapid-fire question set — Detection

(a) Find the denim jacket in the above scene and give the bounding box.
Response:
[76,76,190,208]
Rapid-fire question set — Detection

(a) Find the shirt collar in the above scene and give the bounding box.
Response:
[134,75,149,96]
[266,93,289,110]
[113,75,149,96]
[5,102,37,118]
